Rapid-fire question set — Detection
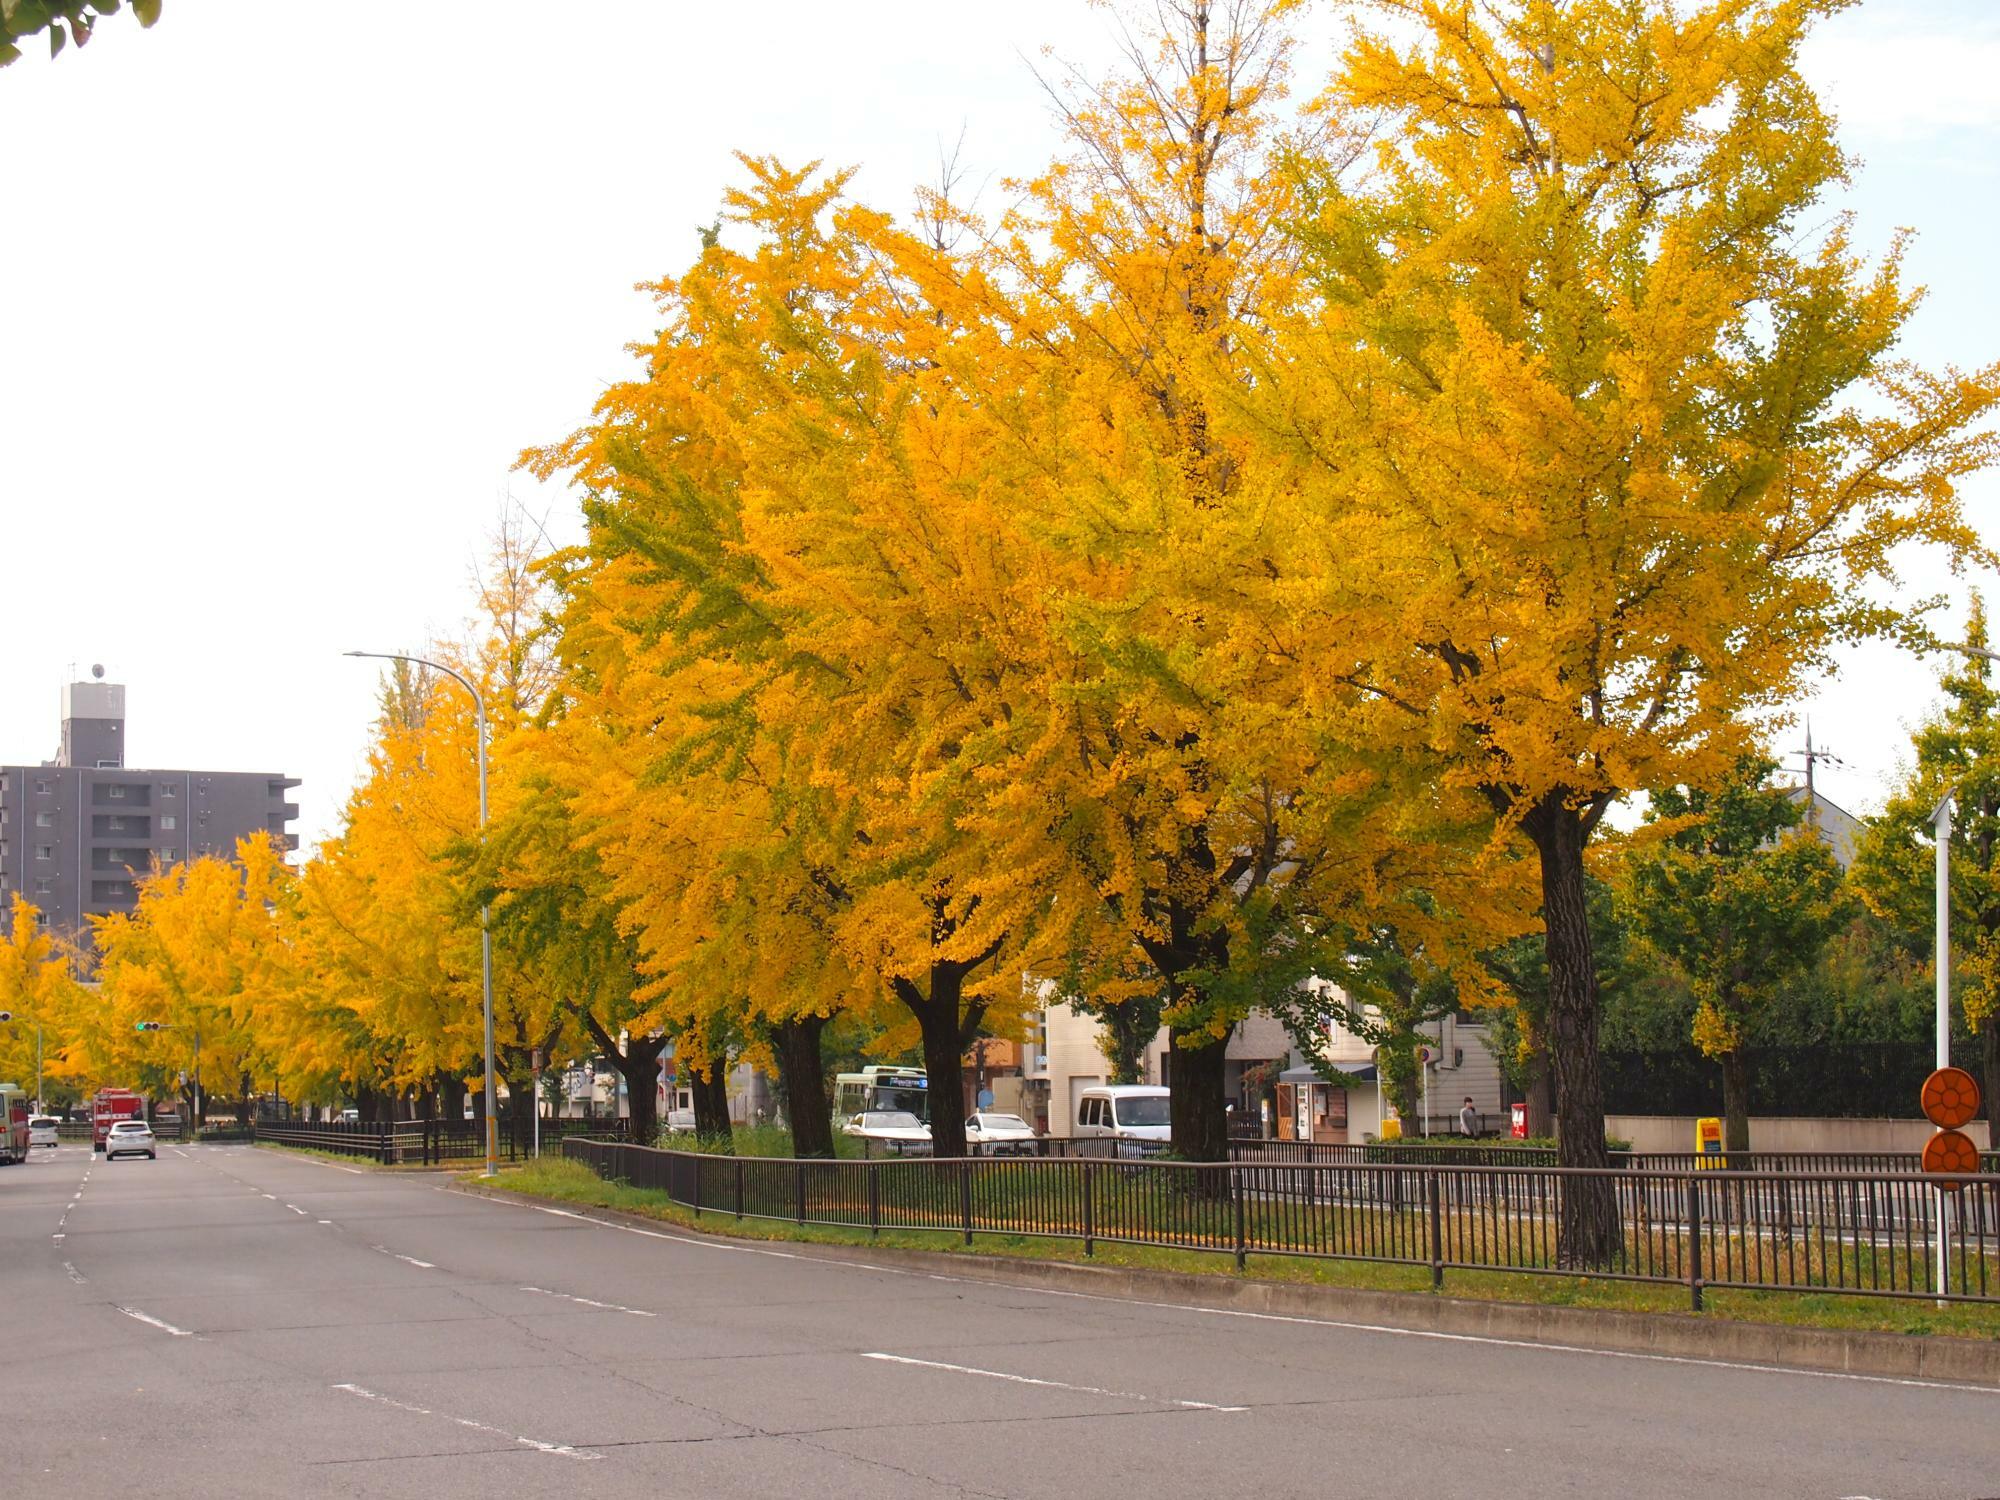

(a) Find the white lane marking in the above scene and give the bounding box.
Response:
[372,1245,434,1268]
[172,1147,189,1158]
[116,1306,198,1337]
[261,1193,277,1200]
[330,1383,598,1460]
[317,1219,334,1225]
[861,1351,1244,1411]
[519,1285,656,1317]
[457,1190,2000,1397]
[286,1204,307,1215]
[63,1262,86,1284]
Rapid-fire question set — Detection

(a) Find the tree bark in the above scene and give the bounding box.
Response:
[1524,1045,1554,1139]
[440,1073,466,1124]
[1719,1046,1752,1156]
[772,1014,833,1159]
[691,1057,732,1146]
[919,975,972,1160]
[1167,1023,1230,1163]
[1982,1014,2000,1147]
[1524,794,1619,1267]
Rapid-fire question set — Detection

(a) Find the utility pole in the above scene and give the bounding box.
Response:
[345,650,497,1177]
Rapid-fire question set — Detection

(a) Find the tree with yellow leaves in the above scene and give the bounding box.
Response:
[1255,0,1999,1258]
[0,894,81,1106]
[66,835,292,1127]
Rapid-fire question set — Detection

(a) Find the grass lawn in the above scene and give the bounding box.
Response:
[480,1155,2000,1342]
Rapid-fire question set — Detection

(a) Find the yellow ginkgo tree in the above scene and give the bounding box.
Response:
[1255,0,1999,1259]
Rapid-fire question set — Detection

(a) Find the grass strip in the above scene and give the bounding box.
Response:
[481,1155,2000,1342]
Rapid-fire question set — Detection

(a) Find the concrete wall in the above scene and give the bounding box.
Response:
[1607,1115,1994,1154]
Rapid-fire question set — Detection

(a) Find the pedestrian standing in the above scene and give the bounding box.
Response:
[1458,1097,1480,1137]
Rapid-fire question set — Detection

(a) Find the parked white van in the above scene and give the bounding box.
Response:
[1072,1085,1170,1157]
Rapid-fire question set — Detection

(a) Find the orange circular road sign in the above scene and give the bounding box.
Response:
[1922,1128,1982,1182]
[1921,1066,1982,1129]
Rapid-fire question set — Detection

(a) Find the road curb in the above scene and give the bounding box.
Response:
[448,1180,2000,1387]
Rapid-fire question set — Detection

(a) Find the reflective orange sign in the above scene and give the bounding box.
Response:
[1922,1128,1981,1181]
[1920,1066,1982,1130]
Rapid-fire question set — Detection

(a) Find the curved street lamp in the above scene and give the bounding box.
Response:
[345,651,497,1178]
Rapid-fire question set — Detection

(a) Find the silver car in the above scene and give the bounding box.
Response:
[105,1119,157,1161]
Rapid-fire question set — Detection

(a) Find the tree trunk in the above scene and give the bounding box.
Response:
[920,982,971,1159]
[441,1073,466,1124]
[1167,1024,1229,1163]
[1982,1014,2000,1148]
[1102,1002,1151,1085]
[691,1057,732,1147]
[772,1014,834,1159]
[1719,1046,1752,1156]
[1524,1045,1554,1139]
[1525,795,1619,1268]
[578,1013,665,1146]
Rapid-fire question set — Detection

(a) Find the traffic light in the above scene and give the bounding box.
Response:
[135,1020,169,1033]
[1920,1066,1983,1183]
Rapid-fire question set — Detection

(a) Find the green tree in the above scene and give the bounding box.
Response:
[1852,605,2000,1137]
[1621,757,1849,1151]
[2,0,159,68]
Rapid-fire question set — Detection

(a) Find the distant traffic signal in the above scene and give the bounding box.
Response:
[134,1020,169,1032]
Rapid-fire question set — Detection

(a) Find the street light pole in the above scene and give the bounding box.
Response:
[346,650,498,1179]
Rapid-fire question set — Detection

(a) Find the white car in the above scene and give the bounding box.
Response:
[28,1116,60,1149]
[1073,1084,1171,1158]
[965,1111,1039,1156]
[845,1109,933,1156]
[104,1120,157,1161]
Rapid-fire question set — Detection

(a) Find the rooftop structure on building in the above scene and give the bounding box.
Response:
[0,669,298,953]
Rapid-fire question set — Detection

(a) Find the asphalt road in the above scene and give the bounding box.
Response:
[5,1142,1996,1498]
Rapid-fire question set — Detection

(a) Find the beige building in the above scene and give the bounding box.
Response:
[1027,978,1508,1141]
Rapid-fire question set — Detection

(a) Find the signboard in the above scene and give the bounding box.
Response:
[1920,1066,1983,1189]
[1510,1101,1528,1140]
[1694,1116,1724,1168]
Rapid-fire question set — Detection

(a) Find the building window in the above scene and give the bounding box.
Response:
[35,779,49,795]
[35,811,53,829]
[34,845,53,861]
[160,815,178,831]
[107,784,126,799]
[159,847,177,864]
[33,877,52,895]
[161,784,178,799]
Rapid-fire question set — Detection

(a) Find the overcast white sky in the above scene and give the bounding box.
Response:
[1,0,1995,849]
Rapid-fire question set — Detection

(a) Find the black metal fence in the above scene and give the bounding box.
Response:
[561,1138,2000,1308]
[251,1117,627,1164]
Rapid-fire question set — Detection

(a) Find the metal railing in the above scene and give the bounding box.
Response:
[251,1117,627,1164]
[1224,1139,2000,1174]
[562,1139,2000,1308]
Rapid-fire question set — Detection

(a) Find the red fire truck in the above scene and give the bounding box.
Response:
[92,1088,147,1152]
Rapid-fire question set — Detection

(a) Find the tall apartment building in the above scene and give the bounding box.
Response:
[0,674,298,954]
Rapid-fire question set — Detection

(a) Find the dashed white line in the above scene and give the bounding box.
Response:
[372,1245,434,1268]
[519,1285,656,1317]
[116,1306,198,1338]
[286,1204,307,1215]
[330,1383,598,1459]
[458,1189,2000,1397]
[62,1261,86,1284]
[860,1351,1244,1411]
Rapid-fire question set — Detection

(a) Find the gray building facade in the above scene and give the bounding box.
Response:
[0,676,298,955]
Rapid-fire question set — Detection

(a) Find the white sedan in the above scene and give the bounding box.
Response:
[845,1110,933,1156]
[104,1120,157,1161]
[966,1112,1040,1156]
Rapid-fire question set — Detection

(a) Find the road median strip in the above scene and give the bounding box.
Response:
[451,1171,2000,1391]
